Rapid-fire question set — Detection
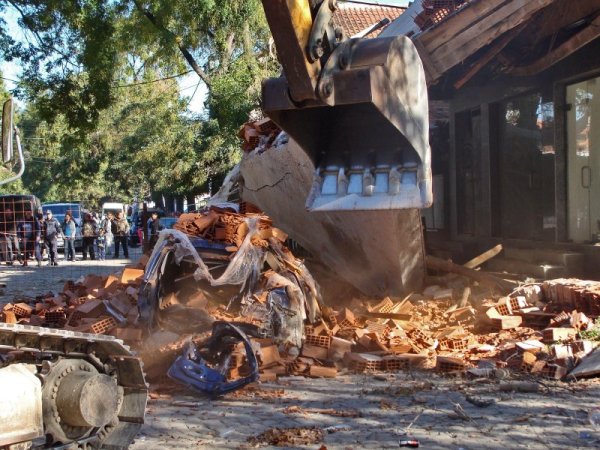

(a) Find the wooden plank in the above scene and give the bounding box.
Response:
[425,255,515,292]
[430,0,554,73]
[463,244,503,269]
[453,25,524,89]
[419,0,512,52]
[509,14,600,76]
[458,286,471,308]
[412,37,441,83]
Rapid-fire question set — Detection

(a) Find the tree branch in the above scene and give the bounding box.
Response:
[7,0,79,68]
[219,32,236,74]
[132,0,211,88]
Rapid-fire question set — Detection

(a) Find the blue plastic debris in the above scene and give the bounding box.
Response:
[167,321,259,396]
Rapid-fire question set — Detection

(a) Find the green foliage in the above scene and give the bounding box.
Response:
[2,1,118,131]
[0,0,279,205]
[580,318,600,342]
[21,77,205,208]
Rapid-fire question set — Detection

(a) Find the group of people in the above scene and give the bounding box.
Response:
[0,208,131,267]
[60,210,131,263]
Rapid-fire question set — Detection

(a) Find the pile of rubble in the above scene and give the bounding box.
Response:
[238,118,282,153]
[195,280,600,383]
[0,264,147,343]
[2,206,600,392]
[173,205,287,249]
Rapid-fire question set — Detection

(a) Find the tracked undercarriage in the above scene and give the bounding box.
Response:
[0,324,147,449]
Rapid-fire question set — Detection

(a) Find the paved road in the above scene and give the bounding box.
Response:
[132,373,600,449]
[0,245,144,301]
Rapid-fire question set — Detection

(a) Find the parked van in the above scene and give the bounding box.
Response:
[102,202,127,218]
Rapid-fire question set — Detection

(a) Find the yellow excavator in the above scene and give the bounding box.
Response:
[0,1,431,447]
[260,0,432,212]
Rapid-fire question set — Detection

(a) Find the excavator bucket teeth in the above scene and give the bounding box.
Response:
[262,35,432,212]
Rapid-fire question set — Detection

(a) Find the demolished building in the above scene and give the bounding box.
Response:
[231,0,600,297]
[381,0,600,279]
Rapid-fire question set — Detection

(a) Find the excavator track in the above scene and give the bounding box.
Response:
[0,323,147,449]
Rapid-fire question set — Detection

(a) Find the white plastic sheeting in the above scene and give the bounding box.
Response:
[153,219,263,288]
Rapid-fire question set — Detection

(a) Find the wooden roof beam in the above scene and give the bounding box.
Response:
[453,24,525,89]
[508,14,600,76]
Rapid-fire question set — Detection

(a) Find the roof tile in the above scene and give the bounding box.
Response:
[333,2,405,38]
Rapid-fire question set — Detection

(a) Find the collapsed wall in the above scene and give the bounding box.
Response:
[238,136,426,298]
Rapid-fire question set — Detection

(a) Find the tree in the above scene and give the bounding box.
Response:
[0,0,278,203]
[20,73,206,208]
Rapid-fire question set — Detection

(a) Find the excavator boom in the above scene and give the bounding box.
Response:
[261,0,432,211]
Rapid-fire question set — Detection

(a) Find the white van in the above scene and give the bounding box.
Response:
[101,202,127,218]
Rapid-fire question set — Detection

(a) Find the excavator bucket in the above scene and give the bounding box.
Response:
[262,34,432,212]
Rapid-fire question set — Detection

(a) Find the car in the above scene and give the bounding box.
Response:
[157,216,178,230]
[41,202,85,250]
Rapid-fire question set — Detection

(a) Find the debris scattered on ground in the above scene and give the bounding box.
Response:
[0,262,146,337]
[247,426,324,447]
[2,205,600,391]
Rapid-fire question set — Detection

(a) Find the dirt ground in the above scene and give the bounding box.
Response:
[132,373,600,449]
[2,254,600,449]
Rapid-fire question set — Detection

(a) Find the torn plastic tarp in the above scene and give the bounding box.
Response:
[139,218,323,349]
[167,321,259,396]
[152,219,263,289]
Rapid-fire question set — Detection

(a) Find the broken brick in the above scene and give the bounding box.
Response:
[490,315,522,330]
[90,316,118,334]
[12,303,33,318]
[542,327,577,343]
[120,268,145,285]
[308,365,337,378]
[301,344,328,361]
[436,356,466,373]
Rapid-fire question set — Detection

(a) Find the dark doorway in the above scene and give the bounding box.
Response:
[493,92,556,240]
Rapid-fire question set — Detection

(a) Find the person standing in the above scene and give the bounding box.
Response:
[17,211,40,266]
[81,213,97,260]
[43,210,63,266]
[1,207,21,265]
[34,211,44,266]
[113,211,130,258]
[147,211,163,249]
[102,213,114,256]
[62,213,77,262]
[96,224,106,261]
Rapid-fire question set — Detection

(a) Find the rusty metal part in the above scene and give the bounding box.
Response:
[0,323,147,449]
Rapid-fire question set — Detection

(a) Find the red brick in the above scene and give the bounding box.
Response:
[308,365,337,378]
